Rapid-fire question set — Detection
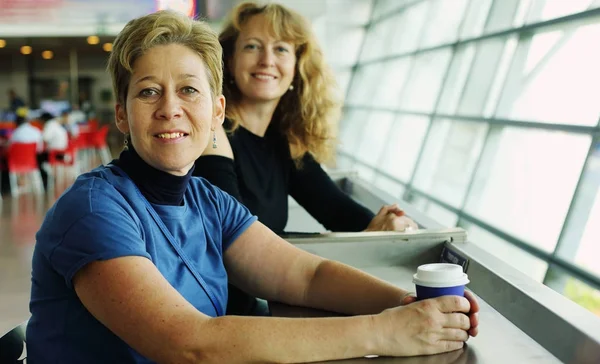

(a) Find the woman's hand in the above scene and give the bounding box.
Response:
[371,292,480,357]
[365,204,419,232]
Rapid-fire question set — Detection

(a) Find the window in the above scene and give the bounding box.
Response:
[526,0,600,24]
[378,115,430,183]
[465,223,550,282]
[419,0,469,48]
[457,38,507,116]
[465,128,590,252]
[346,63,385,106]
[399,48,452,112]
[459,0,493,39]
[338,109,369,155]
[371,58,413,109]
[354,111,396,165]
[496,23,600,126]
[335,0,600,314]
[412,119,487,207]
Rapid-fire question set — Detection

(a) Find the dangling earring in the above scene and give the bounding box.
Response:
[123,134,129,150]
[288,84,294,91]
[212,128,217,149]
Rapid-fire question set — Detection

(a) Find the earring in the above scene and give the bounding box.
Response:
[289,84,294,91]
[212,128,217,149]
[123,134,129,150]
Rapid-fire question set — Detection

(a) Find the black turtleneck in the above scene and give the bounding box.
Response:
[112,147,193,206]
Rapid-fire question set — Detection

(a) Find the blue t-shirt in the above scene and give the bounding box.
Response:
[26,165,257,363]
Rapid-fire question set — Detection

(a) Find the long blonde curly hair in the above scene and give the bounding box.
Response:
[219,1,341,163]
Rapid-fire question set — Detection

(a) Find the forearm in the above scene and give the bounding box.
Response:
[188,315,377,364]
[304,260,407,315]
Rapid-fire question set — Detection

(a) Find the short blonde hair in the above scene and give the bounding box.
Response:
[107,10,223,106]
[220,2,340,163]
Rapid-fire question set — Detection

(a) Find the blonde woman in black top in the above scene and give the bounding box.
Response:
[194,2,420,315]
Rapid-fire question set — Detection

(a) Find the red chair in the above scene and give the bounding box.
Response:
[90,125,111,165]
[3,142,44,197]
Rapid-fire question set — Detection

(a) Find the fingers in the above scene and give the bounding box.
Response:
[435,295,470,314]
[401,292,417,305]
[436,340,464,355]
[443,313,470,330]
[468,312,479,337]
[441,328,469,342]
[377,204,403,215]
[464,290,480,313]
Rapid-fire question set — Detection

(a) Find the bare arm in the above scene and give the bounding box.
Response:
[73,222,476,363]
[225,222,409,315]
[73,255,376,364]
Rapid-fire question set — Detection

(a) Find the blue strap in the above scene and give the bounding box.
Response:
[106,164,223,316]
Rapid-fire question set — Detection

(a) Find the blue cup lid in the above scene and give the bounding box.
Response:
[413,263,469,288]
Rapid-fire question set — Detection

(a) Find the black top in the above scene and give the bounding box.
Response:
[194,120,374,234]
[113,147,192,206]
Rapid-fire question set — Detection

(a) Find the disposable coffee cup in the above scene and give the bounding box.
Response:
[412,263,469,300]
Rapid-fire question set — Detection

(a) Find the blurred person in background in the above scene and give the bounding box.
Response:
[59,109,80,137]
[38,111,68,188]
[194,1,418,316]
[9,107,43,152]
[7,89,25,113]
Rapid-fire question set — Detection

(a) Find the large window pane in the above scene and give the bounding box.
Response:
[372,174,406,200]
[419,0,469,48]
[496,23,600,126]
[484,0,521,34]
[335,153,355,170]
[459,0,493,39]
[355,111,396,165]
[359,17,396,62]
[436,45,476,114]
[338,109,369,154]
[334,68,353,99]
[324,26,365,67]
[575,187,600,277]
[388,1,430,55]
[465,224,549,282]
[346,64,383,106]
[413,119,488,207]
[457,38,507,115]
[411,196,459,227]
[372,0,415,21]
[399,48,452,112]
[545,265,600,316]
[465,128,590,252]
[526,0,599,24]
[371,58,413,109]
[326,0,373,25]
[378,115,430,183]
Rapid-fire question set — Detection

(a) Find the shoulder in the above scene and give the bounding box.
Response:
[44,167,139,230]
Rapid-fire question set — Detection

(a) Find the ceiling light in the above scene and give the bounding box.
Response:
[102,43,113,52]
[87,36,100,45]
[0,40,6,48]
[20,46,32,55]
[42,50,54,60]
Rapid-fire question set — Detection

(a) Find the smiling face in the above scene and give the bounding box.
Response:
[115,43,225,176]
[230,14,297,106]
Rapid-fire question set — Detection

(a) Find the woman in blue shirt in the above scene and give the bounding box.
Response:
[27,10,479,363]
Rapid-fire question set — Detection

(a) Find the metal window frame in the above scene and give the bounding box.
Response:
[340,0,600,294]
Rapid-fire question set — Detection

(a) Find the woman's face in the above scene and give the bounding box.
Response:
[230,14,297,105]
[115,43,225,176]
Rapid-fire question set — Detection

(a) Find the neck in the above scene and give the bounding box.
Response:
[114,147,193,206]
[237,98,279,137]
